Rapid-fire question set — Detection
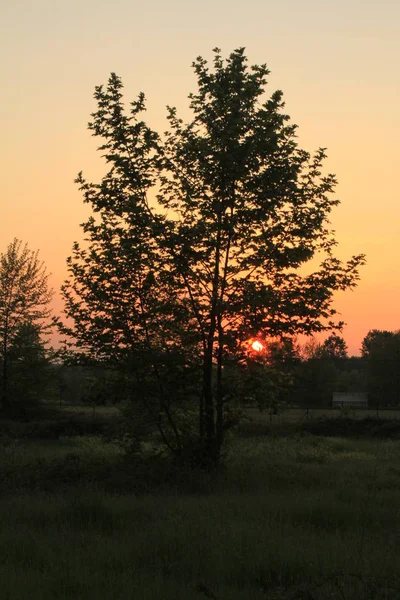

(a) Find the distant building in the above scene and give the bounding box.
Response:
[332,392,368,408]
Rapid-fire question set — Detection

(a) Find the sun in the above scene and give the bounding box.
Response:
[251,340,264,352]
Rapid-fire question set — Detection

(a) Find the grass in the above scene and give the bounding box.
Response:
[26,402,400,425]
[1,424,400,599]
[0,435,124,467]
[59,405,121,418]
[245,406,400,423]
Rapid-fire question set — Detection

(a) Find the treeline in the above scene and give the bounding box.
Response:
[2,326,400,420]
[0,239,398,419]
[0,239,397,419]
[286,332,400,409]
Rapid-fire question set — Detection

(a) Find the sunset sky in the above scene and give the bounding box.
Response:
[1,0,399,356]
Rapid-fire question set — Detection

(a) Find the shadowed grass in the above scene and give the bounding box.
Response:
[1,487,399,599]
[1,433,400,598]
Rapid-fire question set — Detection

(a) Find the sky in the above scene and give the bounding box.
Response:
[1,0,399,356]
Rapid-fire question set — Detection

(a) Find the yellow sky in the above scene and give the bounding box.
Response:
[1,0,399,355]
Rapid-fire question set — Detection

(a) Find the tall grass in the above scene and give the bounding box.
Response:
[1,433,400,598]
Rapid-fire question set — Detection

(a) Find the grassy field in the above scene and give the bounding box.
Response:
[246,406,400,423]
[59,404,121,418]
[1,414,400,599]
[56,403,400,423]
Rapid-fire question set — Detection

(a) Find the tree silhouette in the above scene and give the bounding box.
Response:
[60,48,365,465]
[7,321,54,416]
[361,329,400,406]
[0,239,53,415]
[320,334,348,360]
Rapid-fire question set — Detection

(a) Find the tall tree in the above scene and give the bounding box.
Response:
[0,239,53,414]
[60,48,365,465]
[361,330,400,406]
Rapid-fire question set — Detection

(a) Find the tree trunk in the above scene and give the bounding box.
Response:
[199,390,204,439]
[0,333,9,414]
[201,346,217,465]
[215,320,224,457]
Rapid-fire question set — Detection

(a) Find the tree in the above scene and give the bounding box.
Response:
[361,329,399,359]
[301,334,348,360]
[294,338,339,408]
[299,337,322,361]
[320,334,348,360]
[60,48,365,465]
[361,330,400,406]
[295,335,353,408]
[0,239,54,415]
[221,338,300,413]
[6,321,55,417]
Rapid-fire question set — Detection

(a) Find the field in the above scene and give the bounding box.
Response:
[1,410,400,599]
[55,403,400,424]
[246,406,400,423]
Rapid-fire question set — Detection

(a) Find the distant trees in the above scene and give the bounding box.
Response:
[60,48,365,465]
[294,340,338,408]
[6,321,55,416]
[301,334,348,361]
[292,335,363,408]
[0,239,54,416]
[290,329,400,410]
[361,329,400,406]
[320,334,348,360]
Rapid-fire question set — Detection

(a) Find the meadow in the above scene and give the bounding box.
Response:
[1,409,400,599]
[56,403,400,423]
[246,406,400,423]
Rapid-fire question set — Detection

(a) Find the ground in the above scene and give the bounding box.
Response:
[1,409,400,599]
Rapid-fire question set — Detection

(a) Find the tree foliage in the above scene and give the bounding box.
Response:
[294,335,361,408]
[6,321,56,416]
[0,239,54,415]
[320,334,348,360]
[60,48,365,464]
[361,329,400,405]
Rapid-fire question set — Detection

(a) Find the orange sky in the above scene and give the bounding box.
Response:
[1,0,399,356]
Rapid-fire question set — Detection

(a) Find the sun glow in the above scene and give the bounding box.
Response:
[251,340,264,352]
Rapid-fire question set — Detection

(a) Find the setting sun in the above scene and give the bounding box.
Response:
[251,340,264,352]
